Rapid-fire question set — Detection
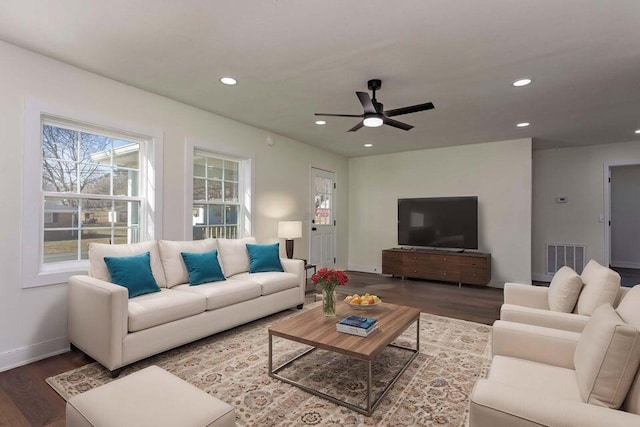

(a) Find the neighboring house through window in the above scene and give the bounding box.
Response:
[22,101,163,288]
[187,144,253,240]
[42,120,144,263]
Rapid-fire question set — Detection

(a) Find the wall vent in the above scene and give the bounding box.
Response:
[546,244,586,275]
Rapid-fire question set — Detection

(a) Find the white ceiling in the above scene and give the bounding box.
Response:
[1,0,639,157]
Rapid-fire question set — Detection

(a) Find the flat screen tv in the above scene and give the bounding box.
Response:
[398,197,478,249]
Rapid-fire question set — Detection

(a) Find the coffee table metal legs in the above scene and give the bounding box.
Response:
[268,318,420,416]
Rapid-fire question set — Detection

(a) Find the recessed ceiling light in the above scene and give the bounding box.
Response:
[220,77,237,86]
[516,122,530,127]
[364,143,373,147]
[315,120,326,125]
[635,129,640,134]
[512,78,532,87]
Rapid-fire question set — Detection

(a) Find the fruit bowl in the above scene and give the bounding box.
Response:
[347,300,381,309]
[344,294,381,309]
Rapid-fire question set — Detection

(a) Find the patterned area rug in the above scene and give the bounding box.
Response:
[47,303,491,426]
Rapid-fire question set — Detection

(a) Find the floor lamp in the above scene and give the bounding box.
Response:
[278,221,302,259]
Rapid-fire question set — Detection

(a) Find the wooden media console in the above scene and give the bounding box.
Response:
[381,248,491,286]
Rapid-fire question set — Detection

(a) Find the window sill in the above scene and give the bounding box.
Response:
[22,260,89,289]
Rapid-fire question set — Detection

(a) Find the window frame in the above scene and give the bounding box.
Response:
[184,139,253,240]
[22,99,163,288]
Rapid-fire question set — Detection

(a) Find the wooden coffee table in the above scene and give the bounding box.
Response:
[268,301,420,416]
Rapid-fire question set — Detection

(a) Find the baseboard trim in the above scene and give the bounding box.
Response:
[611,261,640,269]
[0,336,69,372]
[347,264,380,274]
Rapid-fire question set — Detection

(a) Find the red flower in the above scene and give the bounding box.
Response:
[311,268,349,289]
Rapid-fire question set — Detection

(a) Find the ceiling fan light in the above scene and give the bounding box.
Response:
[363,116,384,128]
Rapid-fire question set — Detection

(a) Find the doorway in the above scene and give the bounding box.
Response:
[310,167,336,270]
[607,164,640,286]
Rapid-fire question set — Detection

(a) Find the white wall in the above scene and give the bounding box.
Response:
[0,41,348,371]
[610,165,640,268]
[347,139,532,286]
[532,141,640,280]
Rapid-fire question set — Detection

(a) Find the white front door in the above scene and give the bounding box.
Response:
[310,167,336,269]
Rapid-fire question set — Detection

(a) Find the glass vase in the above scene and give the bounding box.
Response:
[322,287,337,317]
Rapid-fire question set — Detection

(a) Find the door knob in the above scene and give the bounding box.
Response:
[311,227,317,231]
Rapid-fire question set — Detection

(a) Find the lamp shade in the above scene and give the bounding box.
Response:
[278,221,302,239]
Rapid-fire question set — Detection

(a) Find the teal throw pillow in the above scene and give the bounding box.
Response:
[180,250,226,285]
[246,243,284,273]
[103,252,160,298]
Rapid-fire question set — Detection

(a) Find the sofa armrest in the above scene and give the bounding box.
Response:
[68,275,128,371]
[492,320,579,369]
[503,283,550,309]
[470,379,640,427]
[280,258,305,303]
[500,304,590,332]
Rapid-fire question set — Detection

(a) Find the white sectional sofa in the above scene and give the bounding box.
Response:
[68,237,305,375]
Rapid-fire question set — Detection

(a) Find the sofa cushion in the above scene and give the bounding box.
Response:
[574,304,640,409]
[616,285,640,415]
[548,266,583,313]
[216,237,256,277]
[246,243,283,273]
[488,355,582,402]
[617,285,640,328]
[231,271,299,296]
[576,259,620,315]
[89,241,167,288]
[104,252,160,298]
[128,289,206,332]
[158,239,218,288]
[181,250,226,286]
[173,279,261,311]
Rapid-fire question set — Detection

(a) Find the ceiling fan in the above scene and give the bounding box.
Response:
[315,79,435,132]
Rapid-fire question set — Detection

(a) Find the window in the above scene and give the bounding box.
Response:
[41,120,144,263]
[314,175,334,225]
[22,100,163,288]
[191,152,244,239]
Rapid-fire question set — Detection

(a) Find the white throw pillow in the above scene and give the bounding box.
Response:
[216,237,257,277]
[574,304,640,409]
[89,241,166,287]
[576,259,620,315]
[158,239,218,287]
[548,266,583,312]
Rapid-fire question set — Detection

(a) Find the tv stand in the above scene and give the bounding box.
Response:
[381,248,491,286]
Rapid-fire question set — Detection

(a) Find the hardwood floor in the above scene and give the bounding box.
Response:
[336,271,503,325]
[0,271,503,426]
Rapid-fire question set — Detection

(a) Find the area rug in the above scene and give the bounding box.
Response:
[47,303,491,426]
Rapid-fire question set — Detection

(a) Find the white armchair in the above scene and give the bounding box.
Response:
[470,297,640,427]
[500,259,627,332]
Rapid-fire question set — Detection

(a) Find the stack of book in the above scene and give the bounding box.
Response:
[336,315,378,337]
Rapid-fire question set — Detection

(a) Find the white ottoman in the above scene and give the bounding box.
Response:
[66,366,235,427]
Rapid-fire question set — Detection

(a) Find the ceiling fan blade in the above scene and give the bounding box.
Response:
[356,92,377,114]
[347,121,365,132]
[385,102,435,117]
[314,113,364,117]
[384,117,413,131]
